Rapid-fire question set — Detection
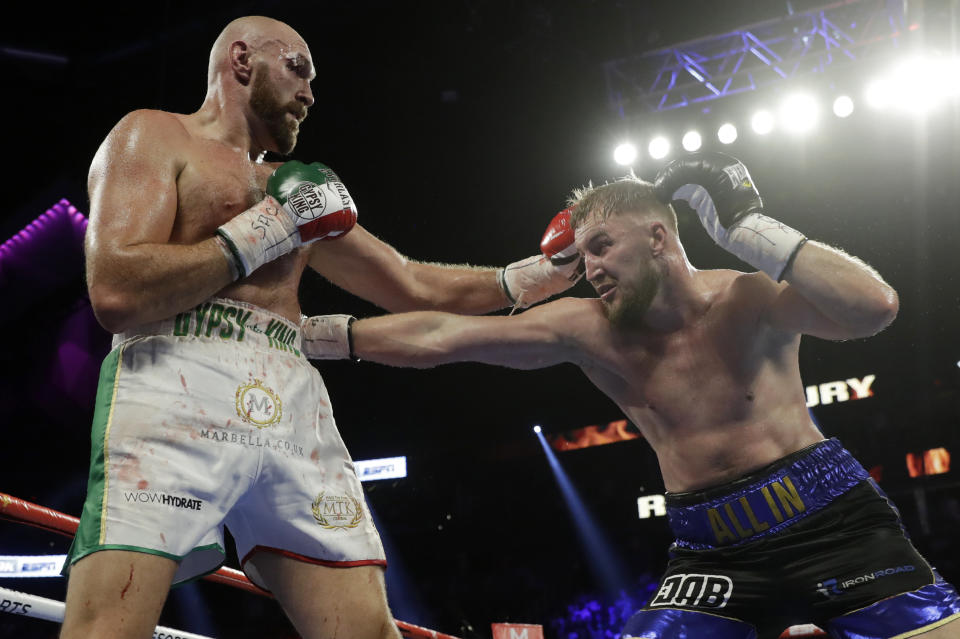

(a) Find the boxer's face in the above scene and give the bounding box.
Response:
[249,39,315,154]
[576,210,663,326]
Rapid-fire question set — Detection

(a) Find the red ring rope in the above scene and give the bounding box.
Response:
[0,491,461,639]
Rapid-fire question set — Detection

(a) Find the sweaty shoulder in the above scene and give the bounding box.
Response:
[507,296,610,369]
[532,295,606,325]
[91,110,190,185]
[703,269,783,327]
[528,296,611,356]
[95,110,188,160]
[109,109,190,146]
[699,269,775,300]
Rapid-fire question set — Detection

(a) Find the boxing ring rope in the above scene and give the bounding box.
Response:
[0,492,461,639]
[0,584,215,639]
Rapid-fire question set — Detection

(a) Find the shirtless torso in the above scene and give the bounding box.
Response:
[574,270,823,492]
[342,166,960,637]
[171,111,310,318]
[66,17,526,639]
[85,109,309,327]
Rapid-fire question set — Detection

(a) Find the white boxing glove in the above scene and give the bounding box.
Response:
[499,209,584,308]
[301,314,357,360]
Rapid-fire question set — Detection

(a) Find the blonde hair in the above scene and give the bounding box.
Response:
[568,175,677,233]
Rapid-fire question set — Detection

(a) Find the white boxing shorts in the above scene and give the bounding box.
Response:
[65,298,386,588]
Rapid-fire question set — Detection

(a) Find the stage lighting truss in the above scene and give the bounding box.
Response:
[603,0,907,116]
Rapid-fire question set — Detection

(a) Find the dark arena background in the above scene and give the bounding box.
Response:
[2,1,959,638]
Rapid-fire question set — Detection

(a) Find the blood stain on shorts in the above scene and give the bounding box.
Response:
[116,455,142,484]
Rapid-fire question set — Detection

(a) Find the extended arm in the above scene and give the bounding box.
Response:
[307,210,582,314]
[307,225,509,314]
[305,297,595,369]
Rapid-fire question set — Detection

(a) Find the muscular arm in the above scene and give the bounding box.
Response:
[308,225,512,314]
[85,110,234,332]
[764,241,899,340]
[654,152,897,341]
[352,297,592,369]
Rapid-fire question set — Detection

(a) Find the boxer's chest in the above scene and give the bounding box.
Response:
[608,302,762,424]
[172,142,274,242]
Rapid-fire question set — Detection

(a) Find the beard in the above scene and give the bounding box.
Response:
[604,259,663,328]
[250,64,306,155]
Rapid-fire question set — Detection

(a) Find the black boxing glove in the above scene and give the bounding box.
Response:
[654,151,806,281]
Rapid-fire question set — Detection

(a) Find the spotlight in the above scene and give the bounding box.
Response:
[780,93,818,133]
[890,56,960,114]
[648,136,670,159]
[681,130,702,152]
[944,58,960,98]
[533,425,542,433]
[717,123,738,144]
[751,110,775,135]
[833,95,854,118]
[613,143,637,166]
[865,78,895,110]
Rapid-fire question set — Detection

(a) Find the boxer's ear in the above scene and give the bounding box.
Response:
[649,221,667,257]
[230,40,253,85]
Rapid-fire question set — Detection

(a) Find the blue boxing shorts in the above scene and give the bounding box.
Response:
[622,439,960,639]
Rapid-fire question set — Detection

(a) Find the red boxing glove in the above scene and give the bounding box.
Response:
[287,180,358,243]
[540,208,580,267]
[499,209,584,308]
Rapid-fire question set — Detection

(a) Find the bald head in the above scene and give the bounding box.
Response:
[207,16,310,86]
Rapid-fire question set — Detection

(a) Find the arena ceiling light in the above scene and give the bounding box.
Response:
[891,56,960,114]
[681,130,702,152]
[865,77,895,110]
[942,58,960,98]
[613,142,638,166]
[780,93,819,133]
[717,123,738,144]
[887,57,938,113]
[648,136,670,159]
[598,57,960,159]
[833,95,855,118]
[866,55,960,114]
[751,110,775,135]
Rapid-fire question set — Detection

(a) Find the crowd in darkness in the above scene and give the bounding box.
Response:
[548,577,660,639]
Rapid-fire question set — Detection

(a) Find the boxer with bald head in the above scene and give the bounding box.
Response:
[61,15,579,639]
[309,153,960,638]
